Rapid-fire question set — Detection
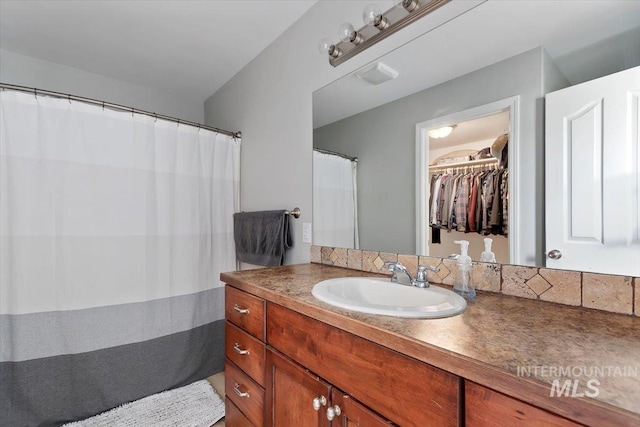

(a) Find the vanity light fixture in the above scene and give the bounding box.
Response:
[428,125,456,139]
[319,0,451,67]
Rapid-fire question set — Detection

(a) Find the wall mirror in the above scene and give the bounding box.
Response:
[312,0,640,273]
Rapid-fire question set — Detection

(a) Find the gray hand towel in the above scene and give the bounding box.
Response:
[233,210,292,267]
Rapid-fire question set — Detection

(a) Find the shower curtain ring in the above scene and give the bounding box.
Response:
[154,113,157,122]
[68,94,72,104]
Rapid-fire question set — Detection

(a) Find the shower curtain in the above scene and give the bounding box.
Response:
[312,150,359,249]
[0,90,240,426]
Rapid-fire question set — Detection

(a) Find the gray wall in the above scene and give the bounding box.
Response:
[0,49,204,123]
[314,47,569,264]
[203,1,452,265]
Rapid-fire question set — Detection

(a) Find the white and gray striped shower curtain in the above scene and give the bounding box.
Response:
[0,91,240,426]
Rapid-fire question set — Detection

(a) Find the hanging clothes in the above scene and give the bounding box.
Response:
[428,166,509,237]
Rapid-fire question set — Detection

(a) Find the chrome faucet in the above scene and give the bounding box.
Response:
[384,262,440,288]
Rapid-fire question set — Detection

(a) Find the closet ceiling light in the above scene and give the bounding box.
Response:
[318,0,451,67]
[428,125,456,139]
[355,62,399,85]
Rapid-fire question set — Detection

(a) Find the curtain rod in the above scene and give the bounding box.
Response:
[0,83,241,139]
[314,147,358,162]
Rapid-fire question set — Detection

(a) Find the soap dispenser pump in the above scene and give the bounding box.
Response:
[480,238,497,263]
[453,240,475,299]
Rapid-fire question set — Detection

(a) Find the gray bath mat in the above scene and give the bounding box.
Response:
[63,379,224,427]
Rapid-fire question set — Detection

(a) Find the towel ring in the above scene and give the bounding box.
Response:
[285,207,301,218]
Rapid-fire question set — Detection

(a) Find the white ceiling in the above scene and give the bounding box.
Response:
[0,0,317,102]
[313,0,640,128]
[430,110,509,151]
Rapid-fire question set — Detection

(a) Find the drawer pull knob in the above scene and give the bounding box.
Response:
[233,343,250,355]
[233,383,250,398]
[312,396,327,411]
[233,304,250,314]
[326,405,341,421]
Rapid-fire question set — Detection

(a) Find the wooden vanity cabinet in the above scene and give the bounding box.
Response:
[266,302,459,427]
[222,278,637,427]
[224,286,267,427]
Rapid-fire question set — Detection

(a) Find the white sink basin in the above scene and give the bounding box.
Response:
[311,277,467,318]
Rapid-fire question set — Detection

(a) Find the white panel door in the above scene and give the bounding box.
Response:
[546,66,640,276]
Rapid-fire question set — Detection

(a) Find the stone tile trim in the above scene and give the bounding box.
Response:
[311,245,639,317]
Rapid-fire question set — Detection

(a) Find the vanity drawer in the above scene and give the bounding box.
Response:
[225,321,266,387]
[225,285,265,340]
[225,360,264,427]
[465,381,581,426]
[266,302,459,427]
[225,396,256,427]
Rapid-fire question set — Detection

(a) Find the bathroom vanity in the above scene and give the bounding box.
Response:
[222,264,640,427]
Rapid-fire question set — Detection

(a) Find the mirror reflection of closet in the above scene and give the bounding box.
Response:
[426,111,510,263]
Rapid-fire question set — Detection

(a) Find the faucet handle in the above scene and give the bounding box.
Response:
[384,261,402,282]
[413,264,437,288]
[384,261,400,271]
[418,264,440,274]
[415,265,428,283]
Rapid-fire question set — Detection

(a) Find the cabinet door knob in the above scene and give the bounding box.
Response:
[233,304,250,314]
[233,383,250,398]
[312,395,327,411]
[326,405,341,421]
[233,343,250,355]
[547,249,562,259]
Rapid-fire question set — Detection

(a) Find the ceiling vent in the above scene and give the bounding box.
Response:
[354,62,399,85]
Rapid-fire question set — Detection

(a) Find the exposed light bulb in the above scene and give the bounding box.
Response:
[338,22,363,45]
[363,4,389,30]
[318,38,332,55]
[363,4,381,26]
[318,38,341,59]
[338,22,354,42]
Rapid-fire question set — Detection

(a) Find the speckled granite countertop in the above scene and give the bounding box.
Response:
[221,263,640,427]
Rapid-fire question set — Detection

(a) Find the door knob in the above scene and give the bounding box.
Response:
[326,405,341,421]
[312,395,327,411]
[547,249,562,259]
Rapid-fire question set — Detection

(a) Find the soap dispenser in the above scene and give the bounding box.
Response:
[480,238,497,263]
[453,240,475,299]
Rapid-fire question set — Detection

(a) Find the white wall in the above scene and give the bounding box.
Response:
[204,1,484,265]
[0,49,204,123]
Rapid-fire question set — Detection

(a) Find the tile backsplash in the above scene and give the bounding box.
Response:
[311,245,639,317]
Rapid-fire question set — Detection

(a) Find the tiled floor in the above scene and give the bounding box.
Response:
[207,372,225,427]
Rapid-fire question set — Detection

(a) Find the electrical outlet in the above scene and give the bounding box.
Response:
[302,222,312,244]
